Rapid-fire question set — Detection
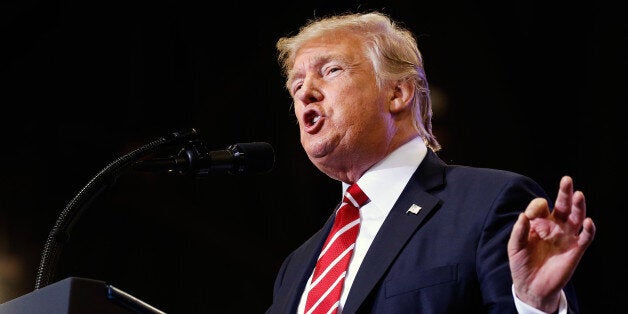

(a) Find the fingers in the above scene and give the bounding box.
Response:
[578,217,596,248]
[510,197,553,252]
[554,176,589,236]
[552,176,574,222]
[524,197,550,220]
[525,198,554,238]
[570,190,587,226]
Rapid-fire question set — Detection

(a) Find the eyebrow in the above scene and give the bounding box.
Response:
[287,52,351,86]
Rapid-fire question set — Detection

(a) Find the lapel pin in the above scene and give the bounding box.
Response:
[406,204,422,215]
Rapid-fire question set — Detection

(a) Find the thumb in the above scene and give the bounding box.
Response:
[508,212,530,255]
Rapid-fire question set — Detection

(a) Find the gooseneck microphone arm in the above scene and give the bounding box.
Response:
[34,128,198,290]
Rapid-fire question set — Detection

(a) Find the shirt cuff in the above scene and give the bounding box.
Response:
[512,284,568,314]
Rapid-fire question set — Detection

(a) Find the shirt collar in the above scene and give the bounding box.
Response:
[342,137,428,210]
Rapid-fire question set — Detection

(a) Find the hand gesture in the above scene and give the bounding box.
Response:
[508,176,596,312]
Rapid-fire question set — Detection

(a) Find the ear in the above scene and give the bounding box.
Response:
[389,79,414,114]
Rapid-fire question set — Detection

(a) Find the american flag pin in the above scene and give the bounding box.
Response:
[406,204,422,215]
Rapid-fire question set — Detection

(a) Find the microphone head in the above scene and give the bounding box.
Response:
[228,142,275,175]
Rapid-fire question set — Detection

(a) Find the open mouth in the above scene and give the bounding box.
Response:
[303,108,323,133]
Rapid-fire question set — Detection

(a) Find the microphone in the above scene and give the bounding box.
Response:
[134,141,275,176]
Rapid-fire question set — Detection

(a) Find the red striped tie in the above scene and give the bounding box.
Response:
[304,183,370,314]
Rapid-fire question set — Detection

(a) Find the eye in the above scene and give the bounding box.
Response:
[291,81,303,95]
[324,66,342,76]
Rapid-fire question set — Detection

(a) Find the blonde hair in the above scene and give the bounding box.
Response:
[276,11,441,151]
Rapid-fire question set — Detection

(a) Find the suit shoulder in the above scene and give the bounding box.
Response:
[444,163,545,193]
[446,163,531,181]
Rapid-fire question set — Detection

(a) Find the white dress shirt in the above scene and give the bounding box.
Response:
[297,136,567,314]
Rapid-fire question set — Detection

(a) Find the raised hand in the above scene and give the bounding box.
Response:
[508,176,596,312]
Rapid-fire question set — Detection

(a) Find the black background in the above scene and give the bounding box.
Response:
[0,0,625,312]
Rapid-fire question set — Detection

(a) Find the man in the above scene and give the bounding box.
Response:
[267,11,595,314]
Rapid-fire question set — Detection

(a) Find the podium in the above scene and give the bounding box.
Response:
[0,277,165,314]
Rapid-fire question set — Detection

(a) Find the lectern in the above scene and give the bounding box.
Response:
[0,277,165,314]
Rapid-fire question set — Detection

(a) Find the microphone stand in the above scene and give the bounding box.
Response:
[34,128,198,290]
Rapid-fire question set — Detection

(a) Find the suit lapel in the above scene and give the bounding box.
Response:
[277,204,340,313]
[343,149,446,312]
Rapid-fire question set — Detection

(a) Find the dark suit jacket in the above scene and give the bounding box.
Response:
[267,149,580,313]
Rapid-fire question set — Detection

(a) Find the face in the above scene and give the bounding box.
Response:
[288,31,399,183]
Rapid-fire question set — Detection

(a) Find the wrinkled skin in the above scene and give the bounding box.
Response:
[288,30,418,184]
[288,29,596,314]
[509,175,595,312]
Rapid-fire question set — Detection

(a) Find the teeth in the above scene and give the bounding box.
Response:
[312,116,320,124]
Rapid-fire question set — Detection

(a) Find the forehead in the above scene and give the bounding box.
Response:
[289,32,366,73]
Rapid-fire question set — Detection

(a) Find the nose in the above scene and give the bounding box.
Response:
[296,76,323,105]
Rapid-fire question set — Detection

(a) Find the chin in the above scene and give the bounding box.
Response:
[302,137,331,159]
[305,146,328,160]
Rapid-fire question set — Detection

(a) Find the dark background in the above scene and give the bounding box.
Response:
[0,0,625,312]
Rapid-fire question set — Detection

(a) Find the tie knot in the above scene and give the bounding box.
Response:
[344,183,370,208]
